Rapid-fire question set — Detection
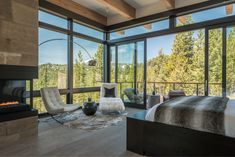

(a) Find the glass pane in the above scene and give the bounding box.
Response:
[73,22,104,40]
[208,28,222,96]
[110,46,116,82]
[117,43,135,98]
[136,41,145,95]
[177,4,235,26]
[117,42,145,105]
[73,92,100,105]
[35,28,68,113]
[226,26,235,99]
[73,37,103,88]
[117,43,135,83]
[147,29,205,96]
[35,28,68,91]
[39,10,67,29]
[110,19,169,40]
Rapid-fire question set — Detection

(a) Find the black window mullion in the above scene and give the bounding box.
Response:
[115,45,118,83]
[67,18,73,104]
[134,42,137,91]
[104,32,110,83]
[205,28,209,96]
[143,39,147,109]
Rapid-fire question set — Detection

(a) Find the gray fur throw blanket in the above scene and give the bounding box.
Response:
[155,96,229,135]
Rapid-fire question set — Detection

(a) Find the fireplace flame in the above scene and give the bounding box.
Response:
[0,101,19,106]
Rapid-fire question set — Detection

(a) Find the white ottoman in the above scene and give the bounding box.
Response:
[99,97,125,113]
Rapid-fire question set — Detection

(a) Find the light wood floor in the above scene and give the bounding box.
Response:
[0,108,144,157]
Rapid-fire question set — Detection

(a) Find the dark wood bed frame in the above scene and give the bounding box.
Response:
[127,111,235,156]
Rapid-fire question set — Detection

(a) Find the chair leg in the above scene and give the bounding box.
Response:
[50,114,64,125]
[50,108,80,124]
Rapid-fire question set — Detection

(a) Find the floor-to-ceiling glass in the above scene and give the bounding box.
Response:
[208,28,223,96]
[117,43,135,97]
[73,37,103,104]
[226,26,235,100]
[110,46,116,83]
[113,41,145,107]
[36,28,68,113]
[147,29,205,96]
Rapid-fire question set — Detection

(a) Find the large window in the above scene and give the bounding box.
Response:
[73,37,103,103]
[37,10,105,113]
[73,37,103,88]
[110,41,145,107]
[147,29,205,96]
[35,28,68,112]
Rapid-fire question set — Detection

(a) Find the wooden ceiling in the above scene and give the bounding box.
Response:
[45,0,233,26]
[44,0,186,26]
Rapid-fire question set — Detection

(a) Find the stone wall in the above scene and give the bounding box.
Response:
[0,116,38,148]
[0,0,38,66]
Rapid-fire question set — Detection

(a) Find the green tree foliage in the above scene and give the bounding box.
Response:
[226,27,235,96]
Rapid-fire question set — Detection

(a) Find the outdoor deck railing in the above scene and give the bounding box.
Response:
[117,81,221,96]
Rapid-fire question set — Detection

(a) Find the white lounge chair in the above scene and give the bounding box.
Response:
[40,87,80,124]
[99,83,125,114]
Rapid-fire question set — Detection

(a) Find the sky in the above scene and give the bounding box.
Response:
[39,4,235,65]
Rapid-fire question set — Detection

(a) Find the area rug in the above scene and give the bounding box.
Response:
[43,110,128,131]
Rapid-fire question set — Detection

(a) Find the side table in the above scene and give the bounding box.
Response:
[147,95,160,109]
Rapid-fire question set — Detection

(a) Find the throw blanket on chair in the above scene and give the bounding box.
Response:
[154,96,229,135]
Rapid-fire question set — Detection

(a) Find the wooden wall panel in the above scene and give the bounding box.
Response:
[0,0,38,67]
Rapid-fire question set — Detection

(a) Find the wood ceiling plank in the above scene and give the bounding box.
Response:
[178,16,186,24]
[46,0,107,25]
[116,30,125,35]
[97,0,135,19]
[163,0,175,9]
[143,24,152,30]
[226,4,233,15]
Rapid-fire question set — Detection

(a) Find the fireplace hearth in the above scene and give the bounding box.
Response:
[0,103,31,114]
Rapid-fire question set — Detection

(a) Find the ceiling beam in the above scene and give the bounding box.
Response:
[143,24,152,30]
[163,0,175,9]
[226,4,233,15]
[178,16,186,24]
[116,30,125,35]
[46,0,107,25]
[97,0,135,19]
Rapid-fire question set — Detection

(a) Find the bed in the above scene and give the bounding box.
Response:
[127,96,235,156]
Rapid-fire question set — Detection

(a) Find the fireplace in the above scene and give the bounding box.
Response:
[0,80,31,114]
[0,79,37,122]
[0,79,38,145]
[0,80,26,103]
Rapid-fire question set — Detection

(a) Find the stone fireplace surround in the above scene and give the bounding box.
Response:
[0,0,39,146]
[0,109,38,147]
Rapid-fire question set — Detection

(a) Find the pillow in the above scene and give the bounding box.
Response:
[104,87,115,97]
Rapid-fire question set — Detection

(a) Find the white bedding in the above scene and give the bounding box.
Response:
[145,99,235,138]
